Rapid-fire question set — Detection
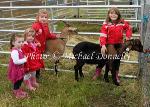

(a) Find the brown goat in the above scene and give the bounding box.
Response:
[45,21,77,75]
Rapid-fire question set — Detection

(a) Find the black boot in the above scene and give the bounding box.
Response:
[36,69,40,79]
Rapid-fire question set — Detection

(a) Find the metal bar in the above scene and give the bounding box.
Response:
[0,51,10,54]
[0,5,141,9]
[0,18,35,21]
[0,62,138,80]
[120,60,139,64]
[0,0,31,4]
[82,17,137,20]
[81,8,136,11]
[0,41,9,43]
[80,1,104,3]
[0,18,142,23]
[0,29,24,32]
[0,64,8,67]
[1,9,24,12]
[0,30,141,37]
[0,64,138,79]
[83,13,135,16]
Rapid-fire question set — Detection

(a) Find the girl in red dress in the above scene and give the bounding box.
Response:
[8,34,28,99]
[22,28,44,91]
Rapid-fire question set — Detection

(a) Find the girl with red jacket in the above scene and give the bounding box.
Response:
[93,7,132,81]
[22,28,44,91]
[32,9,60,78]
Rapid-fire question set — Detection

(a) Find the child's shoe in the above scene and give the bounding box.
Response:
[116,71,120,83]
[18,88,29,97]
[24,80,36,91]
[13,89,27,99]
[30,77,39,88]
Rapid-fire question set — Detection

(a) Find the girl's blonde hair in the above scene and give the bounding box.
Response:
[36,9,49,22]
[106,7,122,23]
[24,28,35,40]
[10,33,23,49]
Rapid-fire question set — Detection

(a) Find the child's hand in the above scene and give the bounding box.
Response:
[24,56,28,62]
[23,41,28,45]
[126,37,130,41]
[37,29,42,35]
[101,45,107,55]
[56,34,61,38]
[36,42,41,47]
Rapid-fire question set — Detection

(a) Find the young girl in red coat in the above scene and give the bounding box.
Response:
[22,28,44,91]
[32,9,60,78]
[93,7,132,81]
[8,34,28,99]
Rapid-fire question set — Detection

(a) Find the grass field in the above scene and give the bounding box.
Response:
[0,66,142,107]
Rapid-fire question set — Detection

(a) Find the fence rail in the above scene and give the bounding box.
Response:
[0,30,141,38]
[0,0,31,4]
[0,18,141,23]
[0,5,141,9]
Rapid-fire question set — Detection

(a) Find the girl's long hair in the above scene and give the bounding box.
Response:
[106,7,122,23]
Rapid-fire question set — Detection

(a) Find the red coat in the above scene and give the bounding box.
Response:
[99,19,132,46]
[32,22,57,53]
[22,42,44,72]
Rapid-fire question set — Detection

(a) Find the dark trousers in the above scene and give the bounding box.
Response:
[13,78,23,90]
[36,69,40,79]
[107,43,122,71]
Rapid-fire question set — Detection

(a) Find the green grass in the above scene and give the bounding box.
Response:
[0,66,142,107]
